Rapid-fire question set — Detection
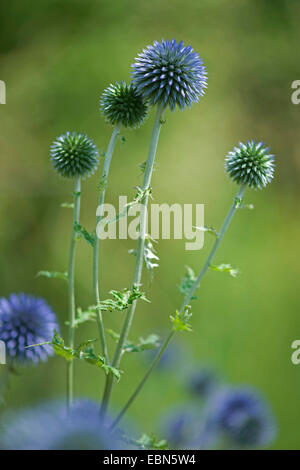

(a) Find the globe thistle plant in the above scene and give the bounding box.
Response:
[207,387,276,448]
[50,131,99,178]
[132,39,207,110]
[100,81,147,128]
[225,140,274,190]
[0,294,58,365]
[0,400,125,450]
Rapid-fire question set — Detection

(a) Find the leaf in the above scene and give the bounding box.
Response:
[27,331,122,381]
[36,270,68,281]
[134,433,168,450]
[170,305,192,333]
[107,329,160,354]
[105,186,152,226]
[97,285,149,312]
[193,225,219,237]
[74,222,95,247]
[61,202,74,209]
[210,263,239,278]
[144,235,159,272]
[178,266,197,300]
[66,306,97,328]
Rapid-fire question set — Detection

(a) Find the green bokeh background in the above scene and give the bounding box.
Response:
[1,0,300,449]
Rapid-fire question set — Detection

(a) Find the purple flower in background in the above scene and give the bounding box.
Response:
[207,387,277,448]
[0,399,125,450]
[0,293,58,365]
[132,39,207,111]
[161,406,203,450]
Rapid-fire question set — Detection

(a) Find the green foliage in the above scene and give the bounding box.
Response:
[133,433,168,450]
[66,306,97,328]
[178,266,197,300]
[27,332,122,381]
[107,329,160,353]
[36,270,68,281]
[97,285,149,312]
[74,222,95,247]
[210,263,239,278]
[144,235,159,272]
[170,305,192,332]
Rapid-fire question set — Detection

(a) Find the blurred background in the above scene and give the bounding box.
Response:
[0,0,300,449]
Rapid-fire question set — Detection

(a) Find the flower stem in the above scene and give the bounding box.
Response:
[100,105,165,419]
[111,184,246,426]
[93,124,121,363]
[66,176,81,409]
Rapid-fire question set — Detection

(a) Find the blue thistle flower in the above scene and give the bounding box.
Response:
[50,131,99,178]
[207,387,277,448]
[0,294,59,365]
[225,140,275,189]
[0,399,126,450]
[161,406,203,450]
[100,81,148,128]
[132,39,207,111]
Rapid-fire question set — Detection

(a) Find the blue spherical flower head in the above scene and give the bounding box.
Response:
[132,39,207,111]
[50,131,99,178]
[188,367,218,398]
[0,399,126,450]
[100,81,148,128]
[225,140,274,189]
[0,294,59,365]
[208,387,276,448]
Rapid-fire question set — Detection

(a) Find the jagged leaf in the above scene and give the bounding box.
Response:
[97,286,149,312]
[65,306,97,328]
[170,305,192,332]
[134,433,168,450]
[193,225,219,237]
[210,263,239,278]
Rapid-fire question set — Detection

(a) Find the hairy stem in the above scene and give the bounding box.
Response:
[93,124,121,363]
[111,184,246,425]
[100,105,165,418]
[67,176,81,409]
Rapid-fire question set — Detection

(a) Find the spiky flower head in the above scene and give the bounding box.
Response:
[0,293,59,365]
[132,39,207,111]
[100,81,147,128]
[207,387,276,448]
[50,131,99,178]
[0,400,126,449]
[225,141,274,189]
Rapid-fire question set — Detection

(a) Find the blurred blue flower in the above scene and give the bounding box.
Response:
[132,39,207,111]
[161,406,203,449]
[0,399,126,450]
[206,387,277,448]
[0,293,58,365]
[187,367,218,398]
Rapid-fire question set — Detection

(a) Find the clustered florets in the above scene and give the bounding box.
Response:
[0,293,58,364]
[225,140,274,189]
[100,81,147,128]
[132,39,207,111]
[50,132,99,178]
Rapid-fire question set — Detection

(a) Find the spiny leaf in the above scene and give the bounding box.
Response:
[210,263,239,278]
[97,285,149,312]
[36,270,68,281]
[144,235,159,272]
[74,222,95,247]
[170,305,192,333]
[178,266,197,300]
[107,329,160,353]
[105,186,153,226]
[193,225,219,237]
[61,202,74,209]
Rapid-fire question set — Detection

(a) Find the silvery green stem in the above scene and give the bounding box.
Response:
[100,105,165,418]
[111,184,246,425]
[67,176,81,409]
[93,124,121,363]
